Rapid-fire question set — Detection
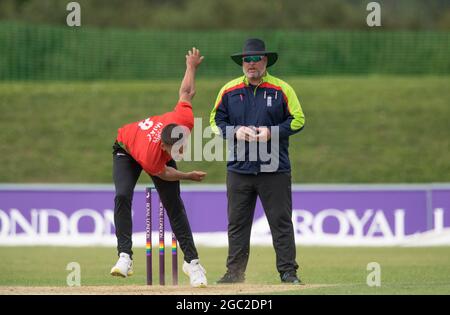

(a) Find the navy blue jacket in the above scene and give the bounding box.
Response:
[210,73,305,174]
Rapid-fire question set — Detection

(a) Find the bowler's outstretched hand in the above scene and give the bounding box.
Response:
[188,171,207,182]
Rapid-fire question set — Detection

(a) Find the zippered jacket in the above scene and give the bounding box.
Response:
[210,72,305,174]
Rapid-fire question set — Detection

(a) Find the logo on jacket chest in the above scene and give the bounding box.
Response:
[264,90,278,107]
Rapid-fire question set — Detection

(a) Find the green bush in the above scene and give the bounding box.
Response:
[1,22,449,80]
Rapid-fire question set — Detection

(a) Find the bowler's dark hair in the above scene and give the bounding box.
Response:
[161,123,185,146]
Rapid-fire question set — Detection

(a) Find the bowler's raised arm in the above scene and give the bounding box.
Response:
[178,47,204,103]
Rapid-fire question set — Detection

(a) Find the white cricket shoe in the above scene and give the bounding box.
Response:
[182,259,207,288]
[110,253,134,278]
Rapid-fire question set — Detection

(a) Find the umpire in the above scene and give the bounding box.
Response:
[210,38,306,284]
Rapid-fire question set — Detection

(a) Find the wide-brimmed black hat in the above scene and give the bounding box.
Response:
[231,38,278,67]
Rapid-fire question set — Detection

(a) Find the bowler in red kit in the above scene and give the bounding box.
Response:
[110,48,207,287]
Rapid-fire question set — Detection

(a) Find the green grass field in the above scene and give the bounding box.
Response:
[1,246,450,294]
[0,76,449,184]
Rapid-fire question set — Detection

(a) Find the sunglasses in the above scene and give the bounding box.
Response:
[242,55,264,63]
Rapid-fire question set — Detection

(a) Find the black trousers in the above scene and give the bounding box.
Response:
[112,142,198,262]
[226,171,299,275]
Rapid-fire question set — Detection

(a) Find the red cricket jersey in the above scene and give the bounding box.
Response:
[116,101,194,175]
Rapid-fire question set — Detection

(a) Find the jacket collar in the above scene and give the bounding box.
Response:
[242,71,270,86]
